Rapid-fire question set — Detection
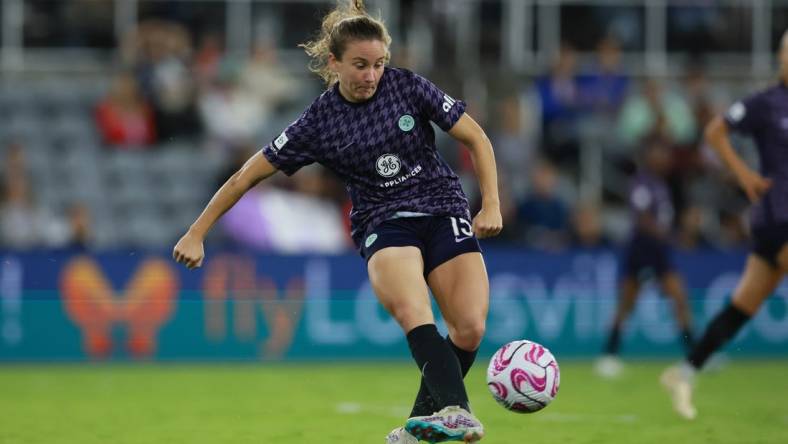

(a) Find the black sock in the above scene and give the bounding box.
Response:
[604,323,622,355]
[406,325,469,415]
[680,327,694,352]
[447,336,478,375]
[410,335,478,417]
[687,304,750,370]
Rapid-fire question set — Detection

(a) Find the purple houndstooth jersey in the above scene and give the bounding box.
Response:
[724,83,788,228]
[261,67,472,247]
[629,172,674,235]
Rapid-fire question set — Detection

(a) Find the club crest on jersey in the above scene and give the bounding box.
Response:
[273,131,289,151]
[398,114,415,132]
[376,154,401,177]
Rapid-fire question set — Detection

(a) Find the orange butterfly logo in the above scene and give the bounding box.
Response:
[60,257,178,359]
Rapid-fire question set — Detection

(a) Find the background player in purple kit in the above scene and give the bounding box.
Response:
[172,1,501,442]
[661,29,788,420]
[595,140,694,378]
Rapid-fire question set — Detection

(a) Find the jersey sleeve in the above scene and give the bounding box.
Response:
[261,106,318,176]
[411,72,467,132]
[724,91,768,135]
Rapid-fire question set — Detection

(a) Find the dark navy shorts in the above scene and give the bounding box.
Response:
[751,223,788,268]
[359,215,482,277]
[621,233,674,280]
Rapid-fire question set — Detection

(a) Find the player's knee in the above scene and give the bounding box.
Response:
[451,321,486,350]
[387,300,431,327]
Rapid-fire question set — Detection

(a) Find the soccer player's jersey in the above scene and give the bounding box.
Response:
[629,172,674,236]
[261,67,472,247]
[724,82,788,228]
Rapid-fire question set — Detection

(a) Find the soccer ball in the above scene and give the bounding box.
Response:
[486,340,560,413]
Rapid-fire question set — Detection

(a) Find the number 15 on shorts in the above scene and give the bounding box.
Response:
[450,217,473,242]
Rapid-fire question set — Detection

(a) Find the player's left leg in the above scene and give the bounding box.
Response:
[402,252,487,443]
[658,271,694,352]
[662,251,785,419]
[405,251,486,420]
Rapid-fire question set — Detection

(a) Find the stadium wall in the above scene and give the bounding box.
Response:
[1,249,787,361]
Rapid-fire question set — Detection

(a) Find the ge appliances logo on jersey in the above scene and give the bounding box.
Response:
[376,154,401,177]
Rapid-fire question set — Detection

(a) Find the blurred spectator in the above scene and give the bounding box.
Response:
[570,202,611,250]
[198,60,265,145]
[64,203,92,251]
[536,43,582,167]
[216,149,349,253]
[489,95,537,200]
[675,205,713,251]
[193,32,225,90]
[123,20,200,140]
[0,144,64,249]
[617,78,696,149]
[239,42,301,120]
[578,35,630,117]
[716,210,749,250]
[95,72,157,147]
[517,160,570,250]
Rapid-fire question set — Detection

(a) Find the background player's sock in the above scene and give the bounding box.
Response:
[409,335,478,417]
[687,303,750,370]
[603,323,622,355]
[680,327,694,352]
[407,324,470,413]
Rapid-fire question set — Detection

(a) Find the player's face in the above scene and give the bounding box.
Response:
[330,39,387,102]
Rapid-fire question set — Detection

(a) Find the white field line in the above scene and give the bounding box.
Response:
[335,402,410,418]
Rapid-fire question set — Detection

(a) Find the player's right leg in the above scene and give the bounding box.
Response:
[662,250,786,419]
[596,276,639,378]
[658,271,694,352]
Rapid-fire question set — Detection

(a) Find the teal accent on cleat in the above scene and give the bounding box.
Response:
[404,406,484,443]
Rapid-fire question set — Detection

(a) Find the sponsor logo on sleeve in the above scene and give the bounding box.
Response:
[442,94,456,113]
[273,131,289,151]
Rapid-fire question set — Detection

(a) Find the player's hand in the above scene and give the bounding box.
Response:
[736,167,772,203]
[172,231,205,269]
[472,205,503,239]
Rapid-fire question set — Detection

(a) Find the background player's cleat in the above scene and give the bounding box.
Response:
[386,426,419,444]
[594,355,623,379]
[405,406,484,443]
[660,364,697,420]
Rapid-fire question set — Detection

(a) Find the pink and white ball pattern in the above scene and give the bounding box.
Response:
[486,340,560,413]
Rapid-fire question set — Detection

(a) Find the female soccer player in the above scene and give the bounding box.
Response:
[596,140,694,378]
[661,29,788,420]
[173,1,501,442]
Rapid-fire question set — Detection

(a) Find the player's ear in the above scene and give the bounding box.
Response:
[328,52,339,71]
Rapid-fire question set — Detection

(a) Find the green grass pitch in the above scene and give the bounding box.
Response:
[1,361,787,443]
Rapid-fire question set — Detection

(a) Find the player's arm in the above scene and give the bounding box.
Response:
[173,152,278,269]
[704,115,771,202]
[448,113,503,238]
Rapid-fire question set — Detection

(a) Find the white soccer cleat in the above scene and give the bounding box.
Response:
[594,355,624,379]
[405,406,484,443]
[386,427,419,444]
[660,364,697,420]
